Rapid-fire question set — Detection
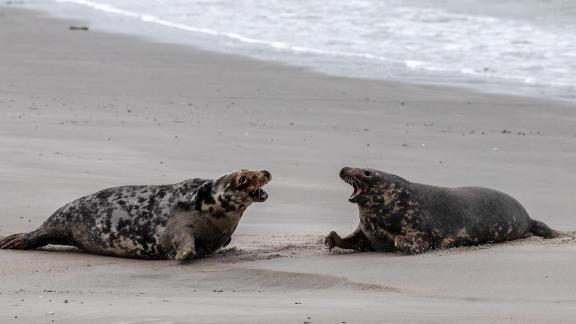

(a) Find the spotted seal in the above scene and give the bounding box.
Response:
[325,167,558,254]
[0,169,271,261]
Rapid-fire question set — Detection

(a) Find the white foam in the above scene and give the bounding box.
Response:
[51,0,576,99]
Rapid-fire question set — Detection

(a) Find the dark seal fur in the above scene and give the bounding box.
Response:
[325,167,558,254]
[0,169,271,261]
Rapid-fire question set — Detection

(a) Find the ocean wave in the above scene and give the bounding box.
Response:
[53,0,576,98]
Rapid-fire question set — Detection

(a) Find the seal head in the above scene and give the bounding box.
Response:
[195,169,271,213]
[340,167,408,204]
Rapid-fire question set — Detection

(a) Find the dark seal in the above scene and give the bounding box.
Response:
[325,167,558,254]
[0,169,271,261]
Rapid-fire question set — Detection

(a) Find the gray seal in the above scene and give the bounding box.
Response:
[325,167,558,254]
[0,169,271,261]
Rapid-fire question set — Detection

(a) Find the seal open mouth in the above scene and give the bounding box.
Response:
[250,187,268,202]
[237,169,271,203]
[343,176,364,202]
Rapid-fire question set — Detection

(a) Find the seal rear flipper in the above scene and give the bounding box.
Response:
[0,229,56,250]
[0,233,29,249]
[530,220,560,238]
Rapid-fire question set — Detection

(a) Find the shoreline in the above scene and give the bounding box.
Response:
[1,5,576,323]
[16,1,576,103]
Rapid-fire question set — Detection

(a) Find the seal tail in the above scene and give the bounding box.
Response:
[530,220,560,239]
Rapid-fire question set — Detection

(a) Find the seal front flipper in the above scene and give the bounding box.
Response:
[325,227,373,252]
[160,211,197,262]
[222,237,232,248]
[163,227,196,262]
[173,237,196,262]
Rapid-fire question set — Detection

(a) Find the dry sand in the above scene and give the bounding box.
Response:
[0,5,576,324]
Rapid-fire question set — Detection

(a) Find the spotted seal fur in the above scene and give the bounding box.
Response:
[325,167,558,254]
[0,169,271,261]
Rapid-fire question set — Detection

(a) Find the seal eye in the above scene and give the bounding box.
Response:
[238,175,247,185]
[364,170,371,177]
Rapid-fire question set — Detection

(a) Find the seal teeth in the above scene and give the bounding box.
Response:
[251,186,268,202]
[346,176,364,202]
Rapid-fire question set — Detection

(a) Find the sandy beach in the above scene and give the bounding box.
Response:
[1,5,576,323]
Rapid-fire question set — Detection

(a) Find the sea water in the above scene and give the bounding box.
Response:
[21,0,576,100]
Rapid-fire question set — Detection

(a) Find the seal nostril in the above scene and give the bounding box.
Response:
[261,170,271,179]
[340,167,350,178]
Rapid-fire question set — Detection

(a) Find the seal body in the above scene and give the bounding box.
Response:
[0,169,271,261]
[325,167,558,254]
